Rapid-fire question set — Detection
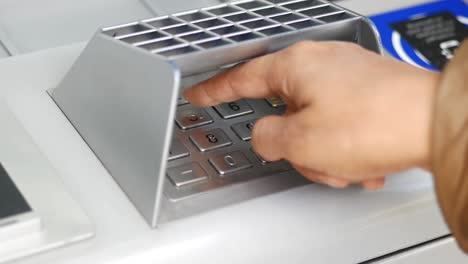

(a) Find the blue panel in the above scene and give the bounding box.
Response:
[370,0,468,71]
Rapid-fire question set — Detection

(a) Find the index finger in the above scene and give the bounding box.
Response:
[183,52,282,107]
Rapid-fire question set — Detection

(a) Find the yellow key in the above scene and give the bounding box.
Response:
[266,96,286,108]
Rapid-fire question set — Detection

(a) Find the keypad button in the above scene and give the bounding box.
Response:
[177,96,189,106]
[167,163,208,187]
[175,105,213,130]
[251,148,269,165]
[252,149,291,169]
[209,151,253,175]
[189,128,232,152]
[168,140,189,161]
[231,119,256,141]
[266,96,286,108]
[213,100,254,119]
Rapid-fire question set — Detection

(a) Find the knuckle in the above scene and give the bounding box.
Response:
[284,41,363,60]
[286,41,321,57]
[283,41,342,64]
[223,74,240,97]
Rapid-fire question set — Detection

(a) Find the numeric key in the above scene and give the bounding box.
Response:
[177,96,189,106]
[213,100,253,119]
[189,128,232,152]
[232,119,256,141]
[167,163,208,187]
[175,105,213,130]
[251,148,270,165]
[209,151,253,175]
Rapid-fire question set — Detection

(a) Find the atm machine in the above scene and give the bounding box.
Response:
[0,0,467,263]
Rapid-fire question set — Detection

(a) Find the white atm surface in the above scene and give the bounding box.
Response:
[0,46,7,58]
[0,0,467,263]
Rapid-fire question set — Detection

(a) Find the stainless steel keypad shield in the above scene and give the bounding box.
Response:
[50,0,382,227]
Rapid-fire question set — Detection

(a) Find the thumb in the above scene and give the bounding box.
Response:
[252,109,323,168]
[251,115,293,162]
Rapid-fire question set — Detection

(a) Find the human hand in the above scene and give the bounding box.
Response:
[184,41,439,190]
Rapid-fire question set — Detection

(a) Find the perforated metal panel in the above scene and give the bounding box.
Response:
[103,0,358,57]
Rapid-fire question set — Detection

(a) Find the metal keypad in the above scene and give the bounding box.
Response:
[231,119,256,141]
[176,105,213,129]
[213,100,254,119]
[166,96,292,199]
[189,128,232,152]
[209,151,253,175]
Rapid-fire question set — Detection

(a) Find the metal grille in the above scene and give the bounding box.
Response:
[103,0,357,57]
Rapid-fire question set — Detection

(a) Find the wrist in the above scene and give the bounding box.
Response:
[415,69,440,172]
